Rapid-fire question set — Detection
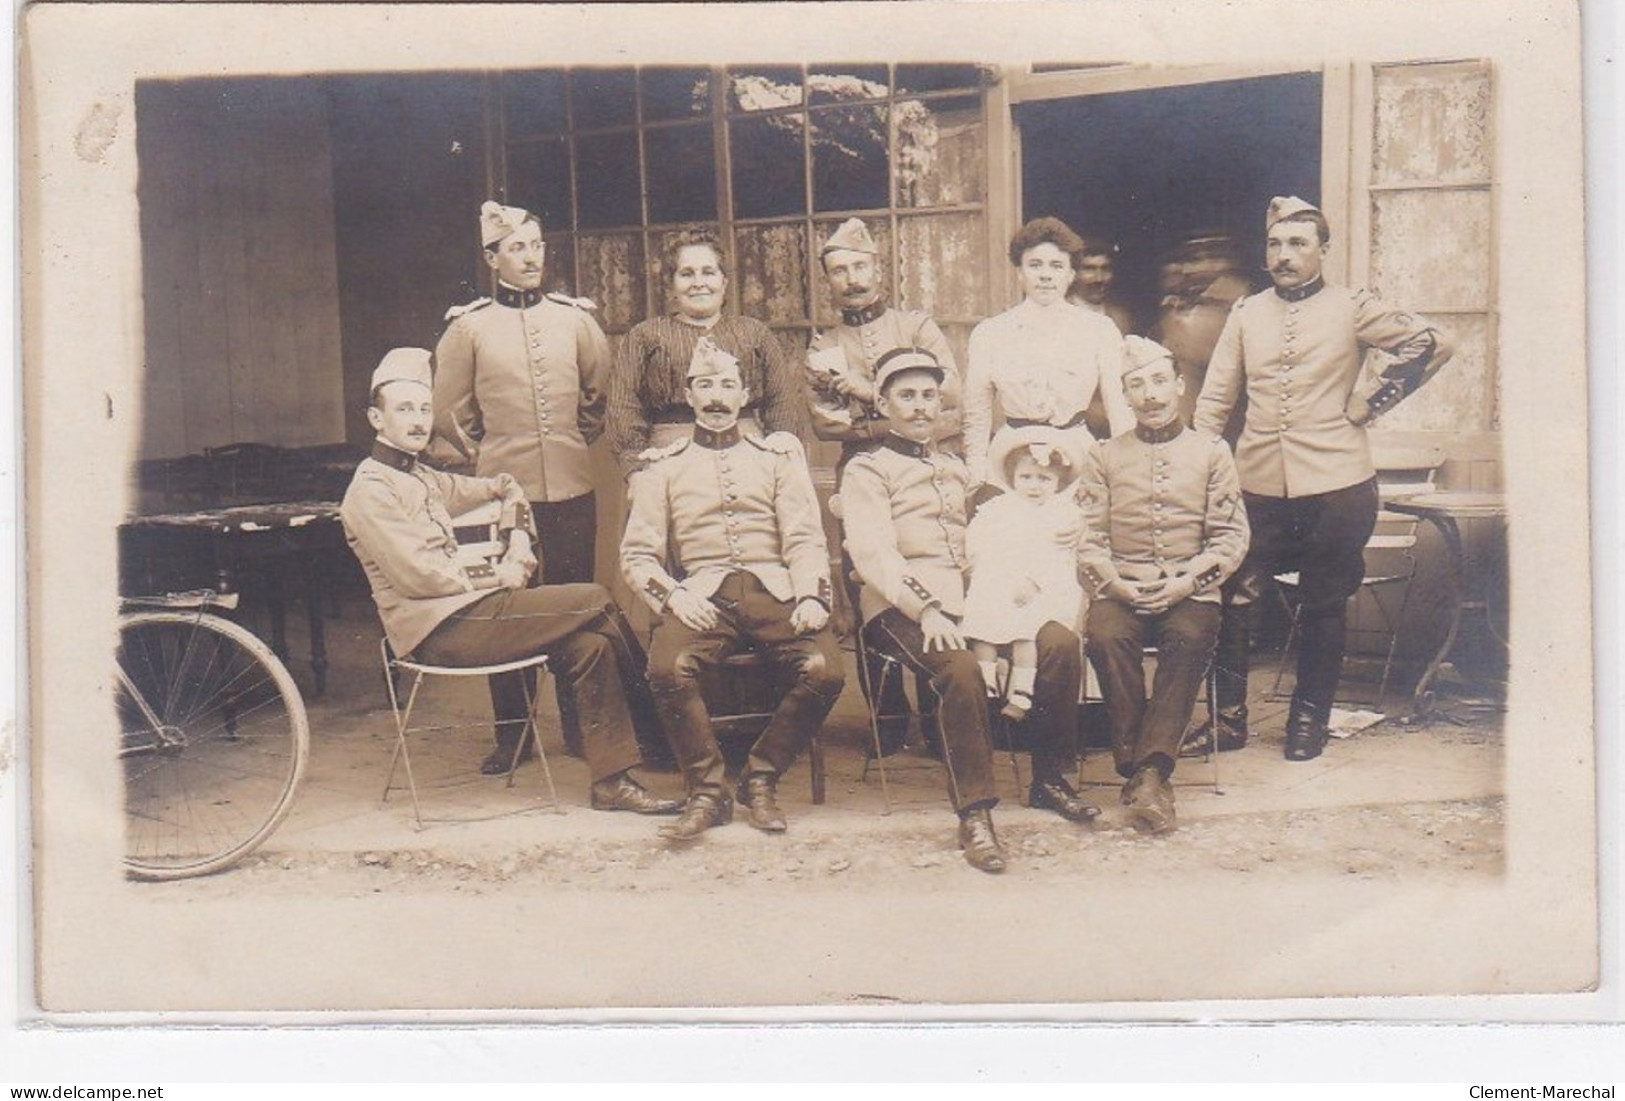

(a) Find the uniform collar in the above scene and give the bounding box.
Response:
[1273,276,1325,303]
[840,299,888,327]
[495,282,545,309]
[880,432,931,459]
[371,438,420,472]
[1134,419,1187,445]
[692,423,741,450]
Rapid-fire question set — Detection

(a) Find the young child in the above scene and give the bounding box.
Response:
[961,425,1087,719]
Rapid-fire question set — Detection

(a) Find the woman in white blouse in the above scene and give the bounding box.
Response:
[964,217,1134,488]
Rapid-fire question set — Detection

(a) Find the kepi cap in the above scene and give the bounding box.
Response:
[370,347,433,396]
[820,217,879,257]
[686,336,742,381]
[481,200,536,247]
[1121,335,1177,377]
[872,347,944,394]
[1266,195,1322,231]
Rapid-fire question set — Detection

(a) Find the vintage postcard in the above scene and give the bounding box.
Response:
[12,0,1603,1030]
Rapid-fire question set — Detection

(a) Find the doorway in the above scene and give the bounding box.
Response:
[1015,72,1323,334]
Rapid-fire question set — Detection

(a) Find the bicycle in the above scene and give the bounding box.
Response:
[117,590,310,880]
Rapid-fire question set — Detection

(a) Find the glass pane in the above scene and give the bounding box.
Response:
[644,123,717,224]
[1371,314,1493,432]
[575,232,646,332]
[571,67,637,129]
[726,66,804,112]
[810,217,893,328]
[574,130,642,229]
[1371,190,1491,310]
[895,94,985,208]
[895,63,990,95]
[502,70,569,137]
[641,66,712,121]
[1373,62,1492,186]
[503,137,573,231]
[811,104,888,213]
[898,212,986,319]
[808,63,888,104]
[729,113,806,220]
[734,223,808,326]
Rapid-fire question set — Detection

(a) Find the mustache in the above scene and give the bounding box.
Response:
[701,402,732,413]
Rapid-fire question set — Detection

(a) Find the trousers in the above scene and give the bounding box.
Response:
[488,493,598,754]
[861,610,1080,812]
[1086,598,1221,779]
[645,572,845,800]
[419,582,656,783]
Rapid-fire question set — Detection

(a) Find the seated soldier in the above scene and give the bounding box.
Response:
[842,349,1098,875]
[341,348,681,816]
[1079,337,1250,833]
[621,339,845,841]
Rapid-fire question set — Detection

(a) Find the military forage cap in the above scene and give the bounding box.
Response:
[370,347,433,395]
[480,200,535,247]
[686,336,742,381]
[872,347,944,394]
[1266,195,1322,231]
[820,216,880,257]
[1121,334,1177,377]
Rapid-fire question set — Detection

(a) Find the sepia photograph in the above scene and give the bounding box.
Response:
[12,0,1606,1044]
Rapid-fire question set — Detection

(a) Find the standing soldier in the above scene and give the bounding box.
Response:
[432,200,651,775]
[1194,197,1453,762]
[621,340,844,841]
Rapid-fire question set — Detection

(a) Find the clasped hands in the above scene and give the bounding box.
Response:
[493,530,538,590]
[1103,574,1196,615]
[667,586,829,635]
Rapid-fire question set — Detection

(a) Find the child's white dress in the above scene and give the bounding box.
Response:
[961,491,1086,643]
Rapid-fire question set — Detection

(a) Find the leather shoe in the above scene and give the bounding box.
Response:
[1179,712,1249,758]
[480,742,534,776]
[1123,766,1175,834]
[737,772,788,833]
[1284,698,1330,762]
[589,772,683,815]
[658,793,733,841]
[1028,776,1100,823]
[957,808,1007,873]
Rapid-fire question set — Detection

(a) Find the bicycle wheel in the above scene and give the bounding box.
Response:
[117,609,309,880]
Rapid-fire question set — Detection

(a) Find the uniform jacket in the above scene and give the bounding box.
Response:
[620,427,833,614]
[1077,422,1250,605]
[431,286,611,502]
[1194,279,1453,498]
[607,314,809,476]
[964,299,1133,484]
[806,303,962,451]
[840,434,972,625]
[340,441,537,657]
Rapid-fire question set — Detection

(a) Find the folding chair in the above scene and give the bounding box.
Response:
[1269,443,1445,708]
[379,642,562,829]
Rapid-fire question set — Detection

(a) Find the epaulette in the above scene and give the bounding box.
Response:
[443,297,492,322]
[546,291,598,311]
[637,437,690,463]
[745,431,805,457]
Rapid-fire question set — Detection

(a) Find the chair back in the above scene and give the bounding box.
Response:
[449,499,507,567]
[1367,442,1446,575]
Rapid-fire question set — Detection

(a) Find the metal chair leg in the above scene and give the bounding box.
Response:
[864,656,896,814]
[526,671,564,814]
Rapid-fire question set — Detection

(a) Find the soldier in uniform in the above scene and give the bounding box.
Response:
[1067,235,1136,336]
[1194,197,1453,761]
[842,350,1098,875]
[431,200,648,775]
[621,339,845,842]
[341,349,680,816]
[807,217,960,755]
[1080,337,1250,834]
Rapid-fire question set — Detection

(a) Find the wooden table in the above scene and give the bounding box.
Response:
[1384,490,1508,720]
[120,501,346,697]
